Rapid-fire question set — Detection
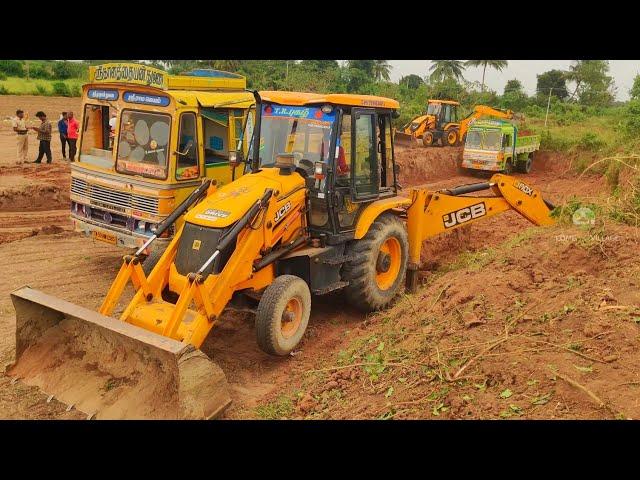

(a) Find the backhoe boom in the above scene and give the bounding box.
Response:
[405,173,554,291]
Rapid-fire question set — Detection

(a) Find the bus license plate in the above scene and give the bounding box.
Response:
[92,230,117,245]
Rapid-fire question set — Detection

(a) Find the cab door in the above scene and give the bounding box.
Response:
[332,108,380,232]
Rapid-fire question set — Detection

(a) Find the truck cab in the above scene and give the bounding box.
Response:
[71,63,254,254]
[461,119,539,174]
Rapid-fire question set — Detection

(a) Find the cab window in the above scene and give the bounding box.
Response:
[176,112,199,180]
[336,113,351,185]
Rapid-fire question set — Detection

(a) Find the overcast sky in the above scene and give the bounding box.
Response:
[387,60,639,101]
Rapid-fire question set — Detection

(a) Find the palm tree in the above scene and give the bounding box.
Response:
[372,60,391,81]
[429,60,465,83]
[464,60,508,91]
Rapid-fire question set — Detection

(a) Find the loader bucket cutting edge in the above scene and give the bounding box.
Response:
[6,287,231,420]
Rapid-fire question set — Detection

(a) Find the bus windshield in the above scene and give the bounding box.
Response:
[251,104,336,168]
[116,110,171,179]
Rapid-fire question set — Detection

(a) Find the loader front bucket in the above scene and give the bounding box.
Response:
[5,287,231,420]
[393,131,417,148]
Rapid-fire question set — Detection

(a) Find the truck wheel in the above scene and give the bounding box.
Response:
[142,246,165,275]
[520,153,533,174]
[445,129,459,147]
[342,214,409,312]
[422,130,435,147]
[504,158,514,175]
[255,275,311,356]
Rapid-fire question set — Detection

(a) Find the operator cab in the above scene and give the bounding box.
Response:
[428,100,459,128]
[243,92,400,244]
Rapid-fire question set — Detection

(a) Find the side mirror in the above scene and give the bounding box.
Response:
[229,150,244,168]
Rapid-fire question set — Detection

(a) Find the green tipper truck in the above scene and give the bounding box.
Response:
[461,120,540,174]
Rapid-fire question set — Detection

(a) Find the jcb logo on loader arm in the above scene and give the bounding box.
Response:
[443,202,487,228]
[514,181,534,196]
[274,202,292,225]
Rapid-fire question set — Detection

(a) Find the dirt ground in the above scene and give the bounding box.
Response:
[0,95,633,420]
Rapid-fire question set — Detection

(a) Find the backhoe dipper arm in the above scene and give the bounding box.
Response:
[459,106,514,137]
[404,174,555,292]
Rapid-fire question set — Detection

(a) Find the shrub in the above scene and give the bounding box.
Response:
[70,84,81,97]
[524,104,545,118]
[52,61,85,80]
[52,81,71,97]
[0,85,8,95]
[26,63,52,79]
[539,130,573,151]
[0,59,24,76]
[622,99,640,137]
[34,83,50,95]
[577,132,605,151]
[0,72,6,81]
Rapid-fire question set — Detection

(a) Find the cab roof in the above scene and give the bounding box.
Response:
[259,91,400,110]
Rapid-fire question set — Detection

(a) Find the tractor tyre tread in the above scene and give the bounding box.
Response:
[255,275,311,356]
[342,214,408,313]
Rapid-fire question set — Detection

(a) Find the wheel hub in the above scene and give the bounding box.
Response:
[376,252,392,273]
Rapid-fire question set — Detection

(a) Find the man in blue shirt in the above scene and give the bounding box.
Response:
[58,112,68,159]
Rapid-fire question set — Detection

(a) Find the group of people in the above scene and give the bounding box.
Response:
[12,110,80,164]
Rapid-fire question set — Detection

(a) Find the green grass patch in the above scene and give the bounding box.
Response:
[0,77,83,96]
[255,395,294,419]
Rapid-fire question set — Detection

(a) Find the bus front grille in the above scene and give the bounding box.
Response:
[71,177,160,216]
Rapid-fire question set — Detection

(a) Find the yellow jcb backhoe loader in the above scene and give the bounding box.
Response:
[394,100,514,148]
[7,91,555,419]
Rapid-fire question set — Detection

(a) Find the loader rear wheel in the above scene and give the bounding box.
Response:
[422,130,435,147]
[342,214,408,312]
[445,129,459,146]
[255,275,311,356]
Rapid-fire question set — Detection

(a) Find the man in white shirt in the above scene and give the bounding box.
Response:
[12,109,29,163]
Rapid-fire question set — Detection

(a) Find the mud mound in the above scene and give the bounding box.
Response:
[0,178,68,211]
[273,223,640,419]
[396,146,462,186]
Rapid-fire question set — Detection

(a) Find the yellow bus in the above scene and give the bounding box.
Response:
[70,63,254,267]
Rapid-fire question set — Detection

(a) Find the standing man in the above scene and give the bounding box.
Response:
[58,112,69,159]
[31,111,52,164]
[67,111,80,162]
[12,109,29,164]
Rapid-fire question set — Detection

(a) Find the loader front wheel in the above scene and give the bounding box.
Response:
[422,130,435,147]
[342,214,408,312]
[255,275,311,356]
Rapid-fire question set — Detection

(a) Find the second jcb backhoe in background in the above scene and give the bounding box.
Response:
[7,91,556,420]
[394,99,514,147]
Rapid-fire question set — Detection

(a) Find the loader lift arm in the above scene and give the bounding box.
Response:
[458,105,514,139]
[404,173,554,292]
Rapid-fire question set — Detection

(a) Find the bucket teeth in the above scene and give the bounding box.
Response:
[86,412,96,420]
[46,394,55,403]
[65,403,75,412]
[10,376,21,385]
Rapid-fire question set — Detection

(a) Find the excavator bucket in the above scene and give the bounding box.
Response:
[393,131,418,147]
[5,287,231,420]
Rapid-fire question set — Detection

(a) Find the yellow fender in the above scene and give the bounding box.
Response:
[353,196,412,239]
